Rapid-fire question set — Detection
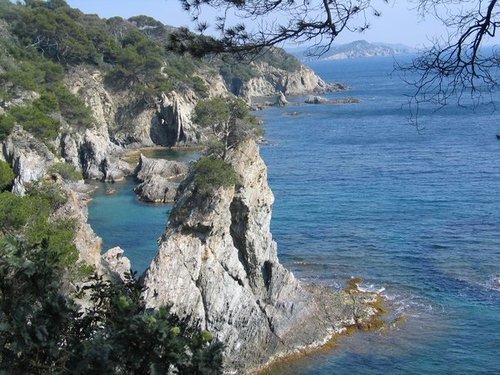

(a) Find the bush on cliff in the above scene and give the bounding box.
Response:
[193,157,238,195]
[48,162,83,182]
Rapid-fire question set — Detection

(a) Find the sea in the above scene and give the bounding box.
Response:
[88,56,500,374]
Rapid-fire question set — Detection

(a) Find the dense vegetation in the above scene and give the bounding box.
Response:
[0,183,223,373]
[193,157,238,195]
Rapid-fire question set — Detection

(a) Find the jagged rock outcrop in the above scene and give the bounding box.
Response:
[143,140,379,373]
[134,175,179,203]
[133,154,187,203]
[152,91,201,146]
[2,128,56,194]
[101,247,132,282]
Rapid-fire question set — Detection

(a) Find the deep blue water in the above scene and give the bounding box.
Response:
[88,57,500,374]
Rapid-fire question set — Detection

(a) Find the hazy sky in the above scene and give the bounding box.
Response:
[66,0,447,48]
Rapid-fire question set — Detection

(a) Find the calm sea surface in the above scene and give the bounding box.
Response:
[88,56,500,374]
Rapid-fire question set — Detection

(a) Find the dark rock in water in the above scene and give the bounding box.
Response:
[274,91,288,107]
[142,140,380,373]
[305,95,328,104]
[135,154,187,182]
[496,134,500,140]
[134,175,179,203]
[133,154,187,203]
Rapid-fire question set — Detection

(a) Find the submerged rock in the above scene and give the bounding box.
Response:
[143,140,379,373]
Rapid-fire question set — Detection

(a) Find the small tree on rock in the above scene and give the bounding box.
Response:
[193,96,262,160]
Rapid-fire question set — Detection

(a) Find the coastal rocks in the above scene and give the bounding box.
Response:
[143,140,379,373]
[152,91,199,147]
[133,154,187,202]
[60,128,132,182]
[1,128,56,194]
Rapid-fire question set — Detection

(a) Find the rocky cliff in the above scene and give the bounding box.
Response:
[236,64,343,100]
[143,140,379,373]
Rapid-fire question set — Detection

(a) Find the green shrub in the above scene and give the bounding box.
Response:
[49,83,93,128]
[193,157,238,195]
[47,162,82,181]
[0,161,14,191]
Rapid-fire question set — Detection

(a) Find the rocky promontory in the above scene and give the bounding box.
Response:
[143,140,381,373]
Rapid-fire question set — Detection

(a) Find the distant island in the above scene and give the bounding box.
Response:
[289,40,415,60]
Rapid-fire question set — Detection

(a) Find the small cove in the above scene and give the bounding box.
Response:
[87,148,199,274]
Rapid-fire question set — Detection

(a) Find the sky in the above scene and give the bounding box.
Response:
[66,0,449,48]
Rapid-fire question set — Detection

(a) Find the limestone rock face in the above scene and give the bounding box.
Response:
[143,140,378,373]
[135,154,188,182]
[134,175,179,203]
[152,91,201,146]
[52,182,103,267]
[1,128,55,194]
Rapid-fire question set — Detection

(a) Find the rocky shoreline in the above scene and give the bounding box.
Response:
[0,47,384,373]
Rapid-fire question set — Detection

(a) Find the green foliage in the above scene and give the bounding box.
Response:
[0,182,223,374]
[0,187,76,270]
[0,161,14,191]
[219,58,257,85]
[69,274,224,374]
[193,157,238,195]
[255,47,302,72]
[47,162,82,181]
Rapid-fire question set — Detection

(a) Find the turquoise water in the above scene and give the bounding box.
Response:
[88,57,500,373]
[87,149,198,273]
